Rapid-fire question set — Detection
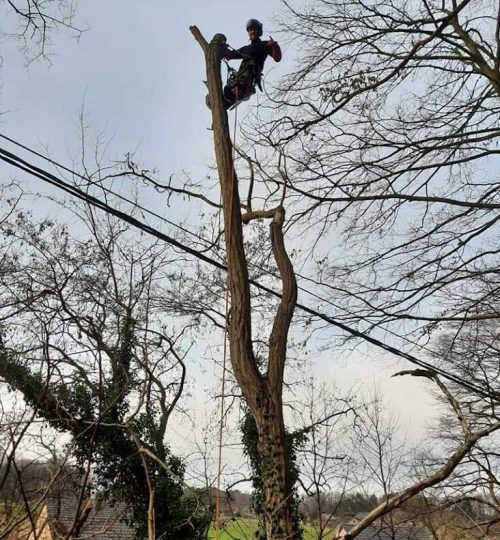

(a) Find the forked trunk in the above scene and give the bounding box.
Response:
[190,27,300,540]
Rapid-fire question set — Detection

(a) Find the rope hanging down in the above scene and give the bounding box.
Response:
[214,86,239,540]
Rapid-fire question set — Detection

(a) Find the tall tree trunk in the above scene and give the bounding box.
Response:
[255,383,296,539]
[190,27,299,539]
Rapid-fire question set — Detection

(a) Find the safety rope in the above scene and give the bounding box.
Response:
[214,85,239,540]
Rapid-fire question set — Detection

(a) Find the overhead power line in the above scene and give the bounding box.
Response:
[1,144,499,404]
[0,132,207,247]
[0,147,227,270]
[0,133,449,362]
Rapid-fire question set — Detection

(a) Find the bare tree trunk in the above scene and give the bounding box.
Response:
[190,27,299,539]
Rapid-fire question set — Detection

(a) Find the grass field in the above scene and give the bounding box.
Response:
[207,518,339,539]
[207,519,257,539]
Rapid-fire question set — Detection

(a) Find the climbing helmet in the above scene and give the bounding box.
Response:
[246,18,263,36]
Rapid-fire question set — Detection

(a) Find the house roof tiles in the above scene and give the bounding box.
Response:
[346,524,433,540]
[45,496,136,540]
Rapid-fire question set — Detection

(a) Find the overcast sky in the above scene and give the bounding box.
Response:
[1,0,288,177]
[0,1,440,477]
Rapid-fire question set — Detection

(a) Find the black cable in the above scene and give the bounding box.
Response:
[0,146,493,400]
[0,147,227,271]
[0,132,463,356]
[1,146,499,403]
[0,133,475,357]
[0,132,209,247]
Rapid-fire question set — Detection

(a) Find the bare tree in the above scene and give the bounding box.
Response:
[246,0,500,345]
[3,4,500,537]
[1,0,84,63]
[412,317,500,536]
[0,400,81,540]
[186,7,500,536]
[351,389,408,503]
[336,368,499,538]
[292,379,357,538]
[0,182,210,539]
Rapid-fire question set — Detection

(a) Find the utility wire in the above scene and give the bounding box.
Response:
[0,132,212,251]
[1,145,499,403]
[0,146,226,270]
[0,132,474,350]
[0,132,457,358]
[0,145,494,400]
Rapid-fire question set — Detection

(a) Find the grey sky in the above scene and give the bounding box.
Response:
[1,0,286,175]
[0,0,439,483]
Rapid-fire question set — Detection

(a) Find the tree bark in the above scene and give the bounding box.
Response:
[190,27,299,539]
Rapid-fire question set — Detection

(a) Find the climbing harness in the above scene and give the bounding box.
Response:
[223,59,256,110]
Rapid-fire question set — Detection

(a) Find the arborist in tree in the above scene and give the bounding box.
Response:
[207,19,282,110]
